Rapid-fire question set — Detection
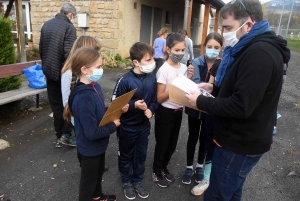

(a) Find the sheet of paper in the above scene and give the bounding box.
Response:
[172,74,200,94]
[171,74,214,98]
[168,84,203,112]
[99,89,136,126]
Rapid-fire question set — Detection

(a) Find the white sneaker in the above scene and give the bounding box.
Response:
[191,180,209,196]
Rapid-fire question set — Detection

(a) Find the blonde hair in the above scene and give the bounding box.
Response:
[63,47,101,121]
[157,28,168,37]
[61,36,102,74]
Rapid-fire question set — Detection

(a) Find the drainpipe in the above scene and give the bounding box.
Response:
[183,0,189,30]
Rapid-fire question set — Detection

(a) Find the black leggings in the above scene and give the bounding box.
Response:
[153,105,182,173]
[186,115,207,166]
[79,152,105,200]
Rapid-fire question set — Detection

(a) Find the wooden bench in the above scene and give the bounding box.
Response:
[0,60,47,108]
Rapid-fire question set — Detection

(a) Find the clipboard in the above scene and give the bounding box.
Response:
[168,84,203,112]
[99,89,137,126]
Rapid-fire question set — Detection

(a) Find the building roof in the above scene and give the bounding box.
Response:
[195,0,225,10]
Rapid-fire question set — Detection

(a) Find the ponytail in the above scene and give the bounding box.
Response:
[63,104,73,121]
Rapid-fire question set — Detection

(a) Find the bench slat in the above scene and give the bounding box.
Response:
[0,87,47,105]
[0,60,42,78]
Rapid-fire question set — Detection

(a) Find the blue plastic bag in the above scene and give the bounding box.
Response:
[23,62,47,89]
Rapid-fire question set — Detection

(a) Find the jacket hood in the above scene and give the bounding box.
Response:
[249,31,291,64]
[68,82,96,112]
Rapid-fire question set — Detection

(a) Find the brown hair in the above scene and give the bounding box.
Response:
[61,36,102,74]
[130,42,154,62]
[204,32,223,47]
[157,28,168,37]
[63,47,101,121]
[178,29,188,37]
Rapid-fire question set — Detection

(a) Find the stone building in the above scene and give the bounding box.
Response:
[1,0,224,58]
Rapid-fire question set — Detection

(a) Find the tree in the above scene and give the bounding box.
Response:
[0,15,16,65]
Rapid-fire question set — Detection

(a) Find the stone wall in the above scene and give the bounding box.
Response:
[30,0,122,55]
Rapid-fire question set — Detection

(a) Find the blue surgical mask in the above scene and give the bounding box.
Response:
[86,69,103,82]
[206,49,220,59]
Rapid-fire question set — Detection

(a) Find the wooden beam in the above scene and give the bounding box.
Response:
[15,0,27,62]
[187,0,193,37]
[200,3,210,55]
[4,0,14,18]
[214,10,220,32]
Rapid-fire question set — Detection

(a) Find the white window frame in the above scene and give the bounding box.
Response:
[2,1,32,40]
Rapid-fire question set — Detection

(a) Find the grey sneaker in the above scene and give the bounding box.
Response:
[55,139,63,148]
[133,182,149,199]
[60,134,76,147]
[123,182,136,200]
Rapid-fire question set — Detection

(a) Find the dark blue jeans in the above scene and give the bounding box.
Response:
[204,146,262,201]
[118,123,150,184]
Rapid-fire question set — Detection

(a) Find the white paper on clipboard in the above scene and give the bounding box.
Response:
[171,74,214,98]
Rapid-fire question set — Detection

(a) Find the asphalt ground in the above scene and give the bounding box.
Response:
[0,51,300,201]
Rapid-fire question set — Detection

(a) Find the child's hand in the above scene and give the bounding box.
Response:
[186,65,194,79]
[121,104,129,113]
[113,119,121,127]
[135,99,147,111]
[144,109,152,119]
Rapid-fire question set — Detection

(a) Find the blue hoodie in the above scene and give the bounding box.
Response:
[69,82,116,157]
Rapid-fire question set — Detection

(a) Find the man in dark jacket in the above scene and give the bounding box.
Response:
[39,3,77,148]
[186,0,290,200]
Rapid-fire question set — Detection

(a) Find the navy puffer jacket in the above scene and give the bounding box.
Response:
[39,13,76,81]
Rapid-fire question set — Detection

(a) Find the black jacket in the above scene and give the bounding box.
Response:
[112,68,158,127]
[196,31,290,155]
[39,13,76,81]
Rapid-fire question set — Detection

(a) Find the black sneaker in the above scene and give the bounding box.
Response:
[152,172,169,188]
[133,182,149,198]
[162,168,175,182]
[123,182,136,200]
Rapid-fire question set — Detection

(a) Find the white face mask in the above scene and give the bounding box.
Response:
[137,61,156,73]
[223,21,247,47]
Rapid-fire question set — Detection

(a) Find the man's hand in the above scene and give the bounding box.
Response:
[113,119,121,127]
[198,83,213,94]
[135,99,147,111]
[121,104,129,113]
[144,109,152,119]
[185,91,202,107]
[186,65,195,79]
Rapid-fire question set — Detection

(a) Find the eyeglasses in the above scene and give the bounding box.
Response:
[231,0,254,22]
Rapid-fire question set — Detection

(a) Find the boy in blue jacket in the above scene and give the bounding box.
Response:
[112,42,158,200]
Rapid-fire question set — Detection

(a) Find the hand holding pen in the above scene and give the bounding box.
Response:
[185,65,194,79]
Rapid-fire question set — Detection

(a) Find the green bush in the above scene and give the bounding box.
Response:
[115,53,122,61]
[0,75,22,92]
[0,15,16,65]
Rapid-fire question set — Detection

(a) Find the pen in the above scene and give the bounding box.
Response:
[184,67,188,75]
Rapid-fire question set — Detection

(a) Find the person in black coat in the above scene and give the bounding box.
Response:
[39,3,77,148]
[185,0,290,200]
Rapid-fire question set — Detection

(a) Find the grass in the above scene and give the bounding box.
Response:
[286,38,300,53]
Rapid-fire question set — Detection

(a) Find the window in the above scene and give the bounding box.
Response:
[2,1,32,44]
[165,11,172,25]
